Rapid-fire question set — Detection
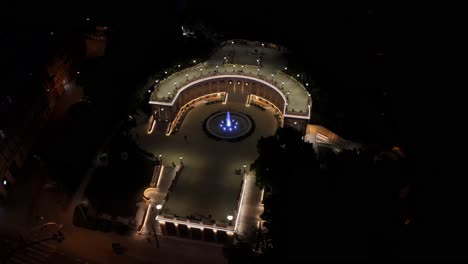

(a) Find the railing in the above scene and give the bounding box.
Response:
[150,63,310,118]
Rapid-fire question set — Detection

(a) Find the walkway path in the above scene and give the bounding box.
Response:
[150,41,311,116]
[236,172,264,239]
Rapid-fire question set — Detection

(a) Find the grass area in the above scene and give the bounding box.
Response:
[85,134,155,217]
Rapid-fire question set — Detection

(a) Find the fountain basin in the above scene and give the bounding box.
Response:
[204,111,255,141]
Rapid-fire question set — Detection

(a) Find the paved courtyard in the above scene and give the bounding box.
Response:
[133,95,276,224]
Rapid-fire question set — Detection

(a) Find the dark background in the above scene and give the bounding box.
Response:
[2,0,452,261]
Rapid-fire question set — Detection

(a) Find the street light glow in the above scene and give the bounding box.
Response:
[227,215,233,221]
[156,204,162,210]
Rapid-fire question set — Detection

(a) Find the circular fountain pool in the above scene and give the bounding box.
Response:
[204,111,255,141]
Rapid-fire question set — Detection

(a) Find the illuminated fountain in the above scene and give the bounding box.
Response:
[219,111,239,132]
[205,111,255,141]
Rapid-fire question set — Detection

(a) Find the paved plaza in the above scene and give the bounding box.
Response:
[133,95,276,225]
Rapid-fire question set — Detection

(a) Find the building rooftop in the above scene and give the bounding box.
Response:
[149,40,311,119]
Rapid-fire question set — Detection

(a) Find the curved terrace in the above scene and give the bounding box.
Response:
[149,41,311,119]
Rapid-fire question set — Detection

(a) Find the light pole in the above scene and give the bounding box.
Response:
[200,68,203,76]
[271,74,274,82]
[215,65,219,73]
[152,207,161,248]
[257,68,260,76]
[174,82,177,89]
[281,81,285,89]
[227,215,233,226]
[158,154,162,164]
[186,73,189,81]
[243,164,246,174]
[179,156,183,165]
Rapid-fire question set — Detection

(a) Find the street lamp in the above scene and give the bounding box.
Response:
[156,204,162,210]
[200,68,203,76]
[257,68,260,76]
[281,81,285,88]
[174,81,177,88]
[186,73,189,81]
[243,164,246,173]
[227,215,233,225]
[215,65,219,73]
[179,156,183,165]
[271,74,274,81]
[158,154,162,163]
[284,67,288,71]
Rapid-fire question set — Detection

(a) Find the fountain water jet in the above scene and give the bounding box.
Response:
[226,111,231,127]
